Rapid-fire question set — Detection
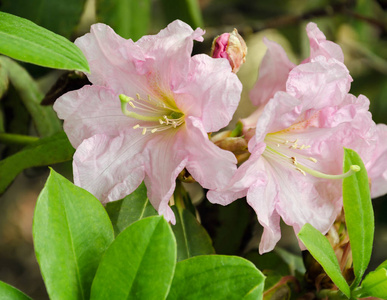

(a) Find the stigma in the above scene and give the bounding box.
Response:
[263,134,360,180]
[119,93,185,135]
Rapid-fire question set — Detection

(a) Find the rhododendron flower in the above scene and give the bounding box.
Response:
[208,22,386,253]
[54,20,242,224]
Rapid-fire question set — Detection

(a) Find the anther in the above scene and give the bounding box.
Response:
[308,157,318,163]
[291,157,298,165]
[142,128,147,135]
[296,167,306,176]
[151,129,157,133]
[129,101,136,108]
[133,124,140,129]
[159,119,164,125]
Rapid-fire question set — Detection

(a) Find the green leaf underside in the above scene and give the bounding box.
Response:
[105,182,157,236]
[1,0,86,39]
[96,0,151,41]
[166,255,265,300]
[0,281,32,300]
[298,223,351,298]
[33,170,114,300]
[0,56,62,137]
[171,206,215,262]
[0,12,89,71]
[356,267,387,298]
[343,148,374,287]
[90,216,176,300]
[0,131,74,195]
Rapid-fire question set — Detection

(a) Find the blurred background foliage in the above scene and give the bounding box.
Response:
[0,0,387,298]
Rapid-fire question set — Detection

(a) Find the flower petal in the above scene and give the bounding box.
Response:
[174,55,242,132]
[54,85,132,148]
[73,133,147,203]
[183,117,237,191]
[142,132,188,225]
[306,22,344,63]
[249,38,295,107]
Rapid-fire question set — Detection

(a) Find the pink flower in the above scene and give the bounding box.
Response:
[208,22,382,253]
[53,20,242,224]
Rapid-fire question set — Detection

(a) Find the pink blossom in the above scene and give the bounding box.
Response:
[54,20,242,224]
[208,22,383,253]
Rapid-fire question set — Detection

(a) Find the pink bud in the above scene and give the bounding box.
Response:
[211,29,247,73]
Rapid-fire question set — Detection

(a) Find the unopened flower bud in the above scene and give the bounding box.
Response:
[211,29,247,73]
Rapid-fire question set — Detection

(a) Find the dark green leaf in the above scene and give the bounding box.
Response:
[90,216,176,300]
[0,131,74,195]
[0,281,32,300]
[33,169,114,300]
[298,223,350,298]
[96,0,151,40]
[160,0,204,29]
[105,182,157,236]
[0,56,62,137]
[0,12,89,72]
[343,148,374,287]
[171,206,215,262]
[0,60,8,99]
[355,267,387,299]
[167,255,265,300]
[1,0,86,39]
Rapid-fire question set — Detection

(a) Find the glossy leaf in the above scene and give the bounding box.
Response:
[33,169,114,300]
[90,216,176,300]
[0,56,62,137]
[0,281,32,300]
[1,0,86,39]
[376,260,387,271]
[171,206,215,262]
[160,0,203,29]
[166,255,265,300]
[343,148,374,287]
[0,131,74,195]
[355,267,387,299]
[298,223,350,298]
[96,0,151,40]
[105,182,157,236]
[0,12,89,72]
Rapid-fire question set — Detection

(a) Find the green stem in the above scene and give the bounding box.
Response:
[0,133,39,145]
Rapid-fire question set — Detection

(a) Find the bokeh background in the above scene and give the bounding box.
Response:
[1,0,387,298]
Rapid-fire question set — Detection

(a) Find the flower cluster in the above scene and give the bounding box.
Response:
[54,20,387,252]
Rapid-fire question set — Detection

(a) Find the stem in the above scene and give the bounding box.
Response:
[0,133,39,145]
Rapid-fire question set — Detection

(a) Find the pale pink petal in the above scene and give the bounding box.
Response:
[143,132,188,225]
[306,22,344,63]
[183,117,237,190]
[174,54,242,132]
[54,85,133,148]
[249,38,296,107]
[73,133,147,203]
[287,56,352,110]
[75,23,146,92]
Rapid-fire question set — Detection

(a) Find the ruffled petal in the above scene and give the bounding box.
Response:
[249,38,295,107]
[183,117,237,191]
[174,55,242,132]
[306,22,344,63]
[142,131,188,225]
[75,23,146,92]
[54,85,133,148]
[73,133,147,203]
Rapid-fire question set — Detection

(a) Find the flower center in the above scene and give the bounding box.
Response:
[120,93,185,135]
[263,133,359,179]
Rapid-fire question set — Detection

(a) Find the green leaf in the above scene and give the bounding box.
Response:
[0,131,74,195]
[298,223,351,298]
[0,281,32,300]
[167,255,265,300]
[105,182,157,236]
[343,148,374,287]
[0,56,62,137]
[171,206,215,262]
[0,12,89,72]
[33,169,114,300]
[376,260,387,271]
[160,0,204,29]
[355,267,387,299]
[90,216,176,300]
[96,0,151,40]
[1,0,87,39]
[0,60,8,99]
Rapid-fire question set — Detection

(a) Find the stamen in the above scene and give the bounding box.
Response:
[151,129,157,133]
[296,167,306,176]
[133,124,140,129]
[129,101,136,108]
[142,128,147,135]
[308,157,318,163]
